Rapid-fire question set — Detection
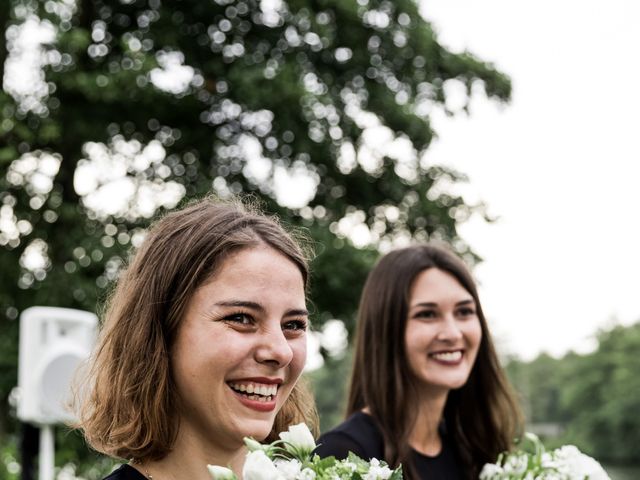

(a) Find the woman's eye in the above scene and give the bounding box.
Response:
[415,310,437,320]
[283,319,308,331]
[457,307,476,317]
[224,313,253,325]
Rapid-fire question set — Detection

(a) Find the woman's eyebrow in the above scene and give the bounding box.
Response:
[285,308,309,317]
[411,299,475,309]
[215,300,308,317]
[411,302,438,309]
[455,299,475,307]
[215,300,265,313]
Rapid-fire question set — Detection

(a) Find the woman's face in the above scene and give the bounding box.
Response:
[404,268,482,395]
[171,245,308,449]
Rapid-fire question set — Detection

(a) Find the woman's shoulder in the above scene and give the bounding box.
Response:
[315,411,384,461]
[103,464,147,480]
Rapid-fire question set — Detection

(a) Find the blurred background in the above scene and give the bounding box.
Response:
[1,0,638,479]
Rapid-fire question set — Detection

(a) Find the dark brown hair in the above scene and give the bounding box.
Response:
[74,196,318,461]
[346,244,522,480]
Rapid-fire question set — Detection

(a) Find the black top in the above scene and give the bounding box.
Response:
[315,412,464,480]
[103,464,146,480]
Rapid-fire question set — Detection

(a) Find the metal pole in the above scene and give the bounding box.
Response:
[39,425,54,480]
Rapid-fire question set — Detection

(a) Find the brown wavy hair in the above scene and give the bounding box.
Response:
[346,244,522,480]
[73,196,319,462]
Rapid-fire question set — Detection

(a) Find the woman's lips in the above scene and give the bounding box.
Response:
[226,378,282,412]
[428,350,464,364]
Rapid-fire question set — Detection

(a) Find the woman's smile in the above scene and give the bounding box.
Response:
[428,349,465,364]
[227,378,282,411]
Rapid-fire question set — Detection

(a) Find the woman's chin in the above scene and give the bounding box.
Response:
[238,419,275,442]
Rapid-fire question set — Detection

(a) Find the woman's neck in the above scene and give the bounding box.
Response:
[408,388,449,457]
[136,429,247,480]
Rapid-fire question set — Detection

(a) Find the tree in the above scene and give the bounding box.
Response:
[1,0,511,473]
[506,322,640,465]
[308,349,353,433]
[559,323,640,464]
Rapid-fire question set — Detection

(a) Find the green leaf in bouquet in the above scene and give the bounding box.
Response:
[388,466,403,480]
[311,454,337,470]
[346,452,371,471]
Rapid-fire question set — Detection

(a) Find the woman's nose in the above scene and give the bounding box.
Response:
[436,315,463,342]
[255,326,294,367]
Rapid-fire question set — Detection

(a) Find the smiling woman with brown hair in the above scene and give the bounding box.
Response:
[315,244,522,480]
[74,197,318,480]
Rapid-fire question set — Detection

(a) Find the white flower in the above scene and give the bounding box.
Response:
[480,434,612,480]
[244,437,266,452]
[541,452,558,469]
[503,453,528,475]
[243,450,281,480]
[206,465,236,480]
[279,423,316,456]
[206,425,402,480]
[364,458,393,480]
[274,459,302,480]
[342,461,357,472]
[540,473,564,480]
[553,445,611,480]
[298,467,316,480]
[479,462,504,479]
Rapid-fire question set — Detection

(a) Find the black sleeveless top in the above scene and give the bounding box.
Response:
[315,412,464,480]
[103,464,146,480]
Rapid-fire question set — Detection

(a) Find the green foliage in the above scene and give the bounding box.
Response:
[1,0,511,474]
[0,435,20,480]
[506,352,574,425]
[308,350,353,433]
[506,322,640,465]
[54,429,117,479]
[560,324,640,464]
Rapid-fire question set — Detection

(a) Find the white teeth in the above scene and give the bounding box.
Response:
[431,351,462,361]
[229,382,278,398]
[247,394,273,402]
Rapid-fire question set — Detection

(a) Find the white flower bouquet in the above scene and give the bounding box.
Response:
[480,433,611,480]
[207,423,403,480]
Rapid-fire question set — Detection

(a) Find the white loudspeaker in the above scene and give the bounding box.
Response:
[17,306,98,426]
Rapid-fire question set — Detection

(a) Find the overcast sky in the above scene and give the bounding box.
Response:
[419,0,640,360]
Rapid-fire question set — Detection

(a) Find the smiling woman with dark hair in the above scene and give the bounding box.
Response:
[315,244,523,480]
[73,197,318,480]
